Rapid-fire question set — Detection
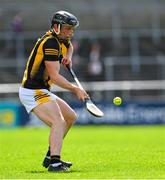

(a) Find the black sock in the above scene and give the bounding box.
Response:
[46,146,50,157]
[50,155,61,164]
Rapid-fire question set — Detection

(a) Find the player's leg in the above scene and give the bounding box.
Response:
[43,96,77,168]
[33,100,68,172]
[56,96,77,137]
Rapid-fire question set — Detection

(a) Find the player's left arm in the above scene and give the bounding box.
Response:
[62,42,73,67]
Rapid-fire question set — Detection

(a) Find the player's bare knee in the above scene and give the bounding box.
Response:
[54,117,67,127]
[69,111,77,124]
[72,111,77,122]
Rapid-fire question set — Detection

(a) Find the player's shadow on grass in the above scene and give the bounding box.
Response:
[26,169,81,174]
[26,170,45,174]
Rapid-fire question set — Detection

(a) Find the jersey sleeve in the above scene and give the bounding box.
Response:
[43,38,60,61]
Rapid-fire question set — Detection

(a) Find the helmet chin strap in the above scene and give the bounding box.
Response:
[54,24,61,35]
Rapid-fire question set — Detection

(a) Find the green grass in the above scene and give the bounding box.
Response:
[0,125,164,179]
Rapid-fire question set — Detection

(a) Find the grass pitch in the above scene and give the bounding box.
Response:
[0,125,164,179]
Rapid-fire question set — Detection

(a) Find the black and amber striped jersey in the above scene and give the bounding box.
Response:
[21,30,70,90]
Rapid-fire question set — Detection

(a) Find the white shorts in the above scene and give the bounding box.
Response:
[19,87,57,113]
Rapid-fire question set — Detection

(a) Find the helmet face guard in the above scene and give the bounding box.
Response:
[51,11,79,28]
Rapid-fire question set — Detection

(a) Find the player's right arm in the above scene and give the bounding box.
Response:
[43,38,88,101]
[45,60,87,101]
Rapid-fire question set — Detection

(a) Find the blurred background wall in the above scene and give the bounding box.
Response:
[0,0,165,126]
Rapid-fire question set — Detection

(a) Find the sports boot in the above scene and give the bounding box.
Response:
[43,156,72,168]
[48,162,69,172]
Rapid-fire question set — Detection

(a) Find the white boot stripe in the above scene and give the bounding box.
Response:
[51,162,62,167]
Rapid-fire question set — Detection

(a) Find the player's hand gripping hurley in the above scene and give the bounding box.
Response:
[67,66,104,117]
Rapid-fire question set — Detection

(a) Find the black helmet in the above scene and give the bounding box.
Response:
[51,10,79,28]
